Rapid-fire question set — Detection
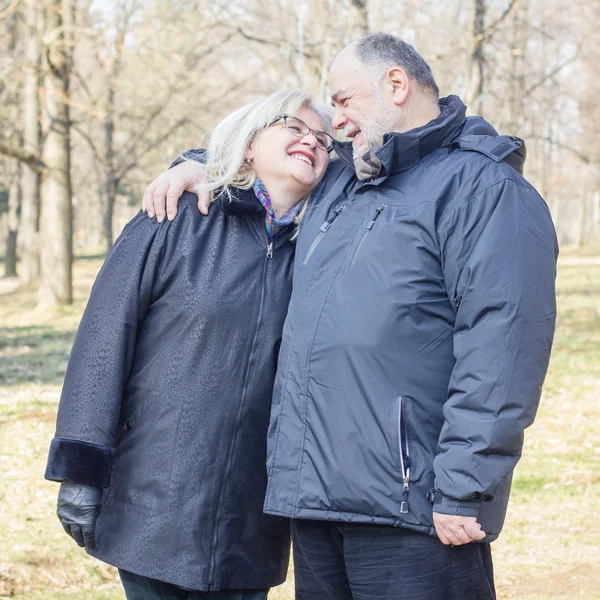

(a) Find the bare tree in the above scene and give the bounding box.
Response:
[39,0,75,306]
[19,0,42,283]
[4,159,21,277]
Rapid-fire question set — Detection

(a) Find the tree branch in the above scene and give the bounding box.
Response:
[115,118,189,182]
[0,0,22,24]
[0,142,46,172]
[524,52,580,98]
[474,0,520,44]
[528,135,595,165]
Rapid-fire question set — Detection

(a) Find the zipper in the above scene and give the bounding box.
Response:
[349,203,387,267]
[397,396,410,514]
[301,204,346,265]
[206,243,272,587]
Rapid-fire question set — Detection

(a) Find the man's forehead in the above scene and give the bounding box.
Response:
[328,45,368,99]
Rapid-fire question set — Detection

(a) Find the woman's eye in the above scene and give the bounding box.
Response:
[288,125,303,133]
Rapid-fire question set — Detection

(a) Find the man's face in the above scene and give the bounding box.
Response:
[329,45,397,158]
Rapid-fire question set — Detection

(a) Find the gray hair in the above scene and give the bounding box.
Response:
[197,90,333,203]
[355,33,439,99]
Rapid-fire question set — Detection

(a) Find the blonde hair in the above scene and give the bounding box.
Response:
[196,90,333,204]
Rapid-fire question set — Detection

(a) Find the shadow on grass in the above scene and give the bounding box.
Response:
[0,325,76,387]
[75,253,107,262]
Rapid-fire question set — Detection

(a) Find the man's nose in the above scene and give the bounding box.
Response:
[331,107,347,130]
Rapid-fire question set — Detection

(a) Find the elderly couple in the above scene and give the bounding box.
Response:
[45,33,558,600]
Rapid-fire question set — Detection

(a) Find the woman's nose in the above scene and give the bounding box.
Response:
[300,132,318,148]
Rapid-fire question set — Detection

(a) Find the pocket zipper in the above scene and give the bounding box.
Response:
[397,396,410,514]
[302,204,346,265]
[349,204,387,267]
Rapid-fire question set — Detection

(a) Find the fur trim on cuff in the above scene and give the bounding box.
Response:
[45,437,115,488]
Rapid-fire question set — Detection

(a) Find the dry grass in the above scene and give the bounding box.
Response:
[1,251,599,600]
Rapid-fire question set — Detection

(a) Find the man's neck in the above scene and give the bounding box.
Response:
[395,99,442,134]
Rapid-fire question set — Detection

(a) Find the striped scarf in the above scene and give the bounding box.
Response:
[252,178,302,240]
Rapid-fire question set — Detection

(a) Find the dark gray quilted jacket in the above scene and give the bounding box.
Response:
[45,191,294,591]
[263,95,558,542]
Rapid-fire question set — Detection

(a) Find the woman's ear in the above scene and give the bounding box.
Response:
[245,139,255,163]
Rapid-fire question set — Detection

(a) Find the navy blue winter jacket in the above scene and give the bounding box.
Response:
[263,96,558,541]
[45,191,294,590]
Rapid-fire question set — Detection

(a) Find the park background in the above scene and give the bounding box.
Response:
[0,0,599,598]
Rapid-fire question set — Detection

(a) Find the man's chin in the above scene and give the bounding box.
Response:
[352,142,369,160]
[351,132,367,155]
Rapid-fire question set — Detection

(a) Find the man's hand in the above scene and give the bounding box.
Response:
[433,513,486,546]
[142,160,210,221]
[57,482,102,550]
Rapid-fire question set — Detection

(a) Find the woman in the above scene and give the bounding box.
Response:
[44,90,333,600]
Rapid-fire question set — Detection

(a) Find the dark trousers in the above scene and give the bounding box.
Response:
[119,570,268,600]
[292,519,496,600]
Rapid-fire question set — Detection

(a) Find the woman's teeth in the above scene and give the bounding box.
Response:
[290,153,313,166]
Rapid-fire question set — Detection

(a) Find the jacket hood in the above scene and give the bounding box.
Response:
[332,95,526,176]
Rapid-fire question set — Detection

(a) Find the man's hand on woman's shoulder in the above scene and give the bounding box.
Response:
[142,160,211,222]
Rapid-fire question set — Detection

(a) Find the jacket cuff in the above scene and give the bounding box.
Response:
[430,490,481,517]
[45,437,115,488]
[169,148,206,169]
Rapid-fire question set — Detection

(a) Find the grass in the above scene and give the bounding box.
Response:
[1,251,599,599]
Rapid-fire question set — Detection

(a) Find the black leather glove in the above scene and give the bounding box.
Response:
[57,482,101,550]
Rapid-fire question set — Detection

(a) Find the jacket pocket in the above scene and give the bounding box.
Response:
[302,204,346,265]
[396,396,411,514]
[113,385,151,448]
[349,204,387,267]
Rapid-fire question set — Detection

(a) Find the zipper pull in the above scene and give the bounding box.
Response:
[266,242,273,259]
[400,475,410,513]
[366,203,387,230]
[319,204,346,232]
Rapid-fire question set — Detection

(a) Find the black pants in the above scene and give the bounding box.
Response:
[119,570,268,600]
[292,519,496,600]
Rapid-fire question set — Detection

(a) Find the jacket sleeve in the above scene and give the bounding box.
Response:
[433,177,558,516]
[170,148,206,168]
[44,212,169,488]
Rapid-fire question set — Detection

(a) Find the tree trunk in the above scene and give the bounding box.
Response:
[103,78,117,252]
[105,176,117,253]
[351,0,369,35]
[505,1,528,131]
[19,0,42,283]
[4,161,21,278]
[39,0,74,306]
[466,0,486,114]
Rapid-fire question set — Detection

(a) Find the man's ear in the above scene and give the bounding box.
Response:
[386,67,409,106]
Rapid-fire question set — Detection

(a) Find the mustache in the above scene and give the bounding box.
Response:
[344,124,360,137]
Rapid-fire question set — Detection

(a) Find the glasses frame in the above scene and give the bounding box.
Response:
[268,114,334,152]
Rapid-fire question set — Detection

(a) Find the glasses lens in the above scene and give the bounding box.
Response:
[285,117,308,137]
[315,132,332,150]
[285,116,331,150]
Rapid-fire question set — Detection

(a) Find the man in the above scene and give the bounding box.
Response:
[145,32,558,599]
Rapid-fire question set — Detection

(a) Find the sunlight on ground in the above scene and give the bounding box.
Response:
[1,252,599,599]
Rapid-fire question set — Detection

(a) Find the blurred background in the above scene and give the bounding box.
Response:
[0,1,599,599]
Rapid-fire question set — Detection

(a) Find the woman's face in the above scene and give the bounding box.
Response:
[248,105,330,197]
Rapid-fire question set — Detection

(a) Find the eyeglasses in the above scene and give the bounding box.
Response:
[268,114,334,152]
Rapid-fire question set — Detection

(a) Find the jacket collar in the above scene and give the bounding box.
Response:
[332,95,467,177]
[217,187,266,216]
